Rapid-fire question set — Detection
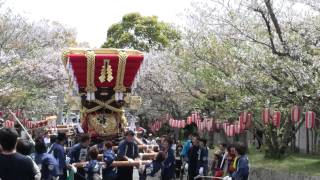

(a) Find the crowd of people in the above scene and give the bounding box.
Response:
[0,127,249,180]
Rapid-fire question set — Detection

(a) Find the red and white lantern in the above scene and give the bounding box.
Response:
[187,116,192,125]
[215,122,220,130]
[156,121,161,131]
[178,120,186,128]
[262,108,270,124]
[305,111,315,129]
[223,122,228,133]
[195,113,201,127]
[291,106,300,123]
[5,120,14,128]
[229,124,235,137]
[240,112,247,124]
[26,121,34,129]
[224,125,229,136]
[206,119,213,131]
[272,111,281,128]
[191,113,196,123]
[235,122,240,134]
[174,120,179,128]
[169,118,173,127]
[245,112,252,129]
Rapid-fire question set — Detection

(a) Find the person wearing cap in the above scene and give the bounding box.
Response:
[117,130,139,180]
[48,132,67,179]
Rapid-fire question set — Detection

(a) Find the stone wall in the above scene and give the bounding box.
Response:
[250,167,320,180]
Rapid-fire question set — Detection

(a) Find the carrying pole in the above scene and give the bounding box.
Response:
[9,109,35,144]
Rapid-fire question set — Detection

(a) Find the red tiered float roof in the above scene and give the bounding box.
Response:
[64,48,144,90]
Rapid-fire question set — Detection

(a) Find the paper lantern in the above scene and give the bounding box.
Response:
[181,120,186,128]
[26,121,34,129]
[223,123,228,133]
[229,125,235,136]
[245,113,253,129]
[239,115,245,132]
[191,113,196,123]
[235,122,240,134]
[215,122,220,130]
[240,112,247,124]
[187,116,192,125]
[195,113,201,127]
[272,111,281,128]
[169,118,173,127]
[5,120,14,128]
[262,108,270,124]
[174,120,179,128]
[177,120,182,128]
[206,119,213,131]
[305,111,315,129]
[291,106,300,123]
[224,125,229,136]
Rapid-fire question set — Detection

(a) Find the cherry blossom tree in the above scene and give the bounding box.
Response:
[178,0,320,158]
[0,5,78,116]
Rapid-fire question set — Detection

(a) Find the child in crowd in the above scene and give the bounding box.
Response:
[84,147,102,180]
[102,141,116,180]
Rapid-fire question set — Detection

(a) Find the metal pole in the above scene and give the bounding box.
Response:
[9,109,35,144]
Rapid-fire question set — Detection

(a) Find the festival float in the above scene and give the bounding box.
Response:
[62,48,144,137]
[62,48,156,167]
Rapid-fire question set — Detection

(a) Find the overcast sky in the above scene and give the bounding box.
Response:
[6,0,193,47]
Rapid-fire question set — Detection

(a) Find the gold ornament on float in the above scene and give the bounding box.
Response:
[88,113,118,136]
[99,59,113,83]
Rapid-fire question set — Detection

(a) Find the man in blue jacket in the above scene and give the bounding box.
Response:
[187,135,206,180]
[34,138,59,180]
[48,132,67,180]
[117,130,139,180]
[161,137,175,180]
[67,134,91,180]
[199,138,209,176]
[232,142,249,180]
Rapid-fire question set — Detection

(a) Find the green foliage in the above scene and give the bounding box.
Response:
[102,13,181,52]
[248,149,320,176]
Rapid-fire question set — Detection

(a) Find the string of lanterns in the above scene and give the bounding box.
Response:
[148,106,317,136]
